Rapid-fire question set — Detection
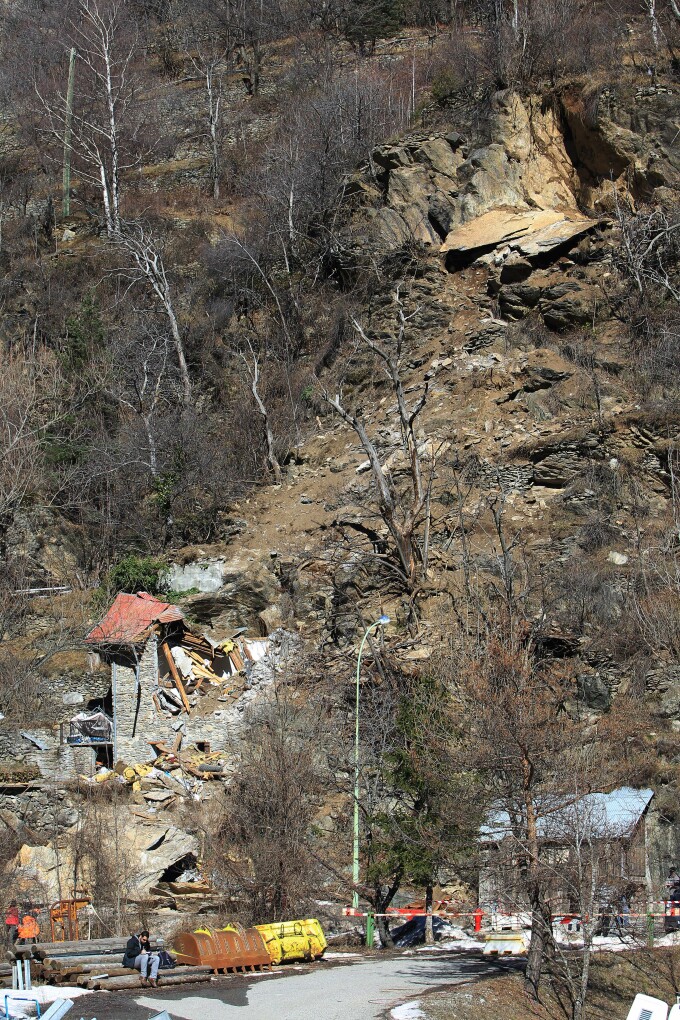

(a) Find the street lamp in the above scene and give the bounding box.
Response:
[352,614,390,912]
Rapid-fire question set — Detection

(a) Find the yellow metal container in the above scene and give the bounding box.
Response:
[254,919,327,965]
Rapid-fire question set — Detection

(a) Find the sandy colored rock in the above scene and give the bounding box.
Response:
[441,208,592,265]
[10,813,198,901]
[180,549,282,635]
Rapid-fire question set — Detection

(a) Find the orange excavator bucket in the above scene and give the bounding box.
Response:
[173,928,271,974]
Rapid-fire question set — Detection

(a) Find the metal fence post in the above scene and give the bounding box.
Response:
[365,912,374,949]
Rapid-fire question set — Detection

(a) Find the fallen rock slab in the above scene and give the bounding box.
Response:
[441,208,594,269]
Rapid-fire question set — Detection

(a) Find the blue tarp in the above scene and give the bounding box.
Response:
[390,916,455,947]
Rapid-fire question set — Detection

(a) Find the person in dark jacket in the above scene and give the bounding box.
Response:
[122,930,160,986]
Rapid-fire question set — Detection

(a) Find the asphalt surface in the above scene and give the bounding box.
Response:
[73,952,503,1020]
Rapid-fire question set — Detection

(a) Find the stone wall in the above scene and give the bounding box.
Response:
[112,636,231,763]
[39,669,111,725]
[0,728,99,783]
[0,786,80,841]
[645,806,680,901]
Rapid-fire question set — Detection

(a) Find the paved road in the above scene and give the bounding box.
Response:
[76,953,501,1020]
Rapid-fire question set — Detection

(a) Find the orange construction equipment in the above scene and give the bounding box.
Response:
[173,931,224,972]
[173,928,271,974]
[213,929,271,971]
[49,895,90,942]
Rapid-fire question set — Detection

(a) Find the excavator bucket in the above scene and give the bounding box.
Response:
[173,928,271,974]
[212,929,271,972]
[173,931,225,971]
[254,919,327,965]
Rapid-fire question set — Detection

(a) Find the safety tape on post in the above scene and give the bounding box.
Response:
[342,908,675,919]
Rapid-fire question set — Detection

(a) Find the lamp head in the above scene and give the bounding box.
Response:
[377,614,390,625]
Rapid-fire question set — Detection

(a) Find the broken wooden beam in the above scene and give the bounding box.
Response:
[162,641,191,713]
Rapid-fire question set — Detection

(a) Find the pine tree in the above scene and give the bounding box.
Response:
[344,0,404,53]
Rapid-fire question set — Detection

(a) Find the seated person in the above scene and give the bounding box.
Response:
[122,929,160,986]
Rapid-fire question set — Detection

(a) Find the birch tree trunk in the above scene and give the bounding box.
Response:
[113,226,192,403]
[241,345,283,484]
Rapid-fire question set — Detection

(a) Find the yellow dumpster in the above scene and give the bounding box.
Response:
[254,919,327,965]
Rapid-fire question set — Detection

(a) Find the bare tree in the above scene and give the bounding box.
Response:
[614,200,680,303]
[202,686,327,922]
[0,345,72,536]
[102,321,173,478]
[33,0,141,236]
[238,341,283,484]
[180,8,234,201]
[322,290,433,598]
[110,224,192,403]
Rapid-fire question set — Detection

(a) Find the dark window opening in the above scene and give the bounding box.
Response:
[94,744,114,769]
[195,741,211,753]
[87,686,113,716]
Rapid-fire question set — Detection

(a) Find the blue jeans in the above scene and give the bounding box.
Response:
[134,952,160,979]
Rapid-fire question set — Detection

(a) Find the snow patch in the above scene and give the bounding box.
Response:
[3,986,92,1018]
[391,1001,424,1019]
[416,937,484,952]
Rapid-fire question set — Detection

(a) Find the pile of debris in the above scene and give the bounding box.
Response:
[155,630,269,716]
[89,738,227,806]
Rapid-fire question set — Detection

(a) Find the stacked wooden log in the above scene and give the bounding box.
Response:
[28,938,214,991]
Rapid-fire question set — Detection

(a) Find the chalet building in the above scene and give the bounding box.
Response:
[479,787,663,912]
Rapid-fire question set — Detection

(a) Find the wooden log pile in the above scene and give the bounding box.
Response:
[25,938,215,992]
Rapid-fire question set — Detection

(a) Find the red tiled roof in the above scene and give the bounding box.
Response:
[86,592,184,645]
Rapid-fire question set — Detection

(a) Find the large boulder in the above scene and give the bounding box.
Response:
[363,91,583,255]
[10,814,198,902]
[538,281,600,330]
[179,550,282,635]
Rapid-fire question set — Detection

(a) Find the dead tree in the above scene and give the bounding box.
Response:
[322,291,432,596]
[103,323,171,478]
[239,341,283,484]
[110,224,192,403]
[614,198,680,303]
[0,342,74,533]
[182,25,232,201]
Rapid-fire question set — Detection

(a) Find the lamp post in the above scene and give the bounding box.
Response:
[352,614,390,912]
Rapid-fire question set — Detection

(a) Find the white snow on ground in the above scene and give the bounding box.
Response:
[413,933,484,952]
[324,952,363,959]
[591,936,638,952]
[656,932,680,947]
[391,1001,424,1019]
[2,985,92,1018]
[551,934,643,952]
[429,937,485,951]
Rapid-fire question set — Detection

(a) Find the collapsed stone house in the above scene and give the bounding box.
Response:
[2,591,278,906]
[82,591,270,766]
[0,591,271,795]
[478,787,667,914]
